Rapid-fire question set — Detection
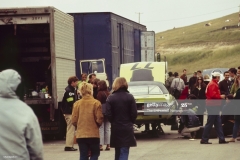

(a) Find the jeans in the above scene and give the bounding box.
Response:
[115,147,130,160]
[202,106,225,141]
[78,142,100,160]
[99,117,111,145]
[233,120,240,139]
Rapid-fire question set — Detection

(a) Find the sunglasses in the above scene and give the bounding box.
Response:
[198,79,202,80]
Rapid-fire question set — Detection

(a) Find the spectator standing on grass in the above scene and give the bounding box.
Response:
[200,72,228,144]
[0,69,43,160]
[180,69,188,85]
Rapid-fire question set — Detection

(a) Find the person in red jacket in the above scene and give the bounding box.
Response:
[200,72,228,144]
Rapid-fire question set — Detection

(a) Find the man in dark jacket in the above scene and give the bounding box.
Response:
[229,68,237,90]
[106,77,137,160]
[200,72,228,144]
[219,71,231,95]
[61,76,79,151]
[188,72,197,93]
[180,69,188,85]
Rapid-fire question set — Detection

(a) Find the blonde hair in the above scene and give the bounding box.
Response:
[79,82,93,96]
[234,74,240,86]
[203,74,210,80]
[112,77,128,91]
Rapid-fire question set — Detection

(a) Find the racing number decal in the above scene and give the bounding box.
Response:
[130,63,154,70]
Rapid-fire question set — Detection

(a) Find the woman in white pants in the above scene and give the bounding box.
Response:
[97,80,111,150]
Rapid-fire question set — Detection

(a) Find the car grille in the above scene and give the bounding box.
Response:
[136,103,144,110]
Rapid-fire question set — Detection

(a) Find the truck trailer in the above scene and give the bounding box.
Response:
[70,12,147,87]
[0,7,149,138]
[0,6,76,139]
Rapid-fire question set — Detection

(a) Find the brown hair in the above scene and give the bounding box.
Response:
[79,82,93,96]
[92,78,100,85]
[112,77,128,91]
[68,76,79,85]
[98,80,108,91]
[194,76,206,88]
[234,74,240,86]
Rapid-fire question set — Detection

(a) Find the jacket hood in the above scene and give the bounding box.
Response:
[0,69,21,98]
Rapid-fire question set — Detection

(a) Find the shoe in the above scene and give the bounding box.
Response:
[64,147,78,151]
[219,140,229,144]
[200,140,212,144]
[237,138,240,141]
[105,145,110,151]
[100,146,103,151]
[228,138,235,142]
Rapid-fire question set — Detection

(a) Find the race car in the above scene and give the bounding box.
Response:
[120,62,179,136]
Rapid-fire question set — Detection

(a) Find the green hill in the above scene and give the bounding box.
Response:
[156,12,240,74]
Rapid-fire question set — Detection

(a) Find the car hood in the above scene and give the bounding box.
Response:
[133,94,175,103]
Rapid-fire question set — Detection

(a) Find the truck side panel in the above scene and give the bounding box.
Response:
[53,9,75,106]
[71,13,112,81]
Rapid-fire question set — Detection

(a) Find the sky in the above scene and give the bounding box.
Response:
[1,0,240,33]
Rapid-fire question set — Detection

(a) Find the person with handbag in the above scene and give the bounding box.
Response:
[97,80,111,151]
[170,72,185,99]
[105,77,137,160]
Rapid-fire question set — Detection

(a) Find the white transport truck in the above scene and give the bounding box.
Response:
[0,7,75,139]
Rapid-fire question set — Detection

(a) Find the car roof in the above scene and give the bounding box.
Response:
[128,81,164,87]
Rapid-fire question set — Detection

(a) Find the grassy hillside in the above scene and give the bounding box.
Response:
[156,12,240,74]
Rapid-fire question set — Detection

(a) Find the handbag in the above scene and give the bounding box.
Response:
[101,92,108,115]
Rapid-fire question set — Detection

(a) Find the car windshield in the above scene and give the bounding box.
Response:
[128,85,164,95]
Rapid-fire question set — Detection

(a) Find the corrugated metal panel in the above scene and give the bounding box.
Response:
[53,9,75,106]
[141,31,155,62]
[54,9,75,60]
[123,21,134,63]
[134,29,141,62]
[55,58,75,102]
[71,13,111,80]
[111,17,120,83]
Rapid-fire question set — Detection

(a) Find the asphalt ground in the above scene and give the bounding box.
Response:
[43,116,240,160]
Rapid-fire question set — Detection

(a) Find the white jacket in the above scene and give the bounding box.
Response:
[0,69,43,160]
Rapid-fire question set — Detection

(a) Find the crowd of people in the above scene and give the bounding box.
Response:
[1,66,240,160]
[61,73,137,160]
[166,67,240,144]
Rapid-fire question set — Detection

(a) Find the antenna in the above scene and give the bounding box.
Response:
[135,12,143,23]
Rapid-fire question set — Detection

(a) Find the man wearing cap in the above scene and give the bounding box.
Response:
[200,72,229,144]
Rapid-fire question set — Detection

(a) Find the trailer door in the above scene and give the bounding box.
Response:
[140,31,155,62]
